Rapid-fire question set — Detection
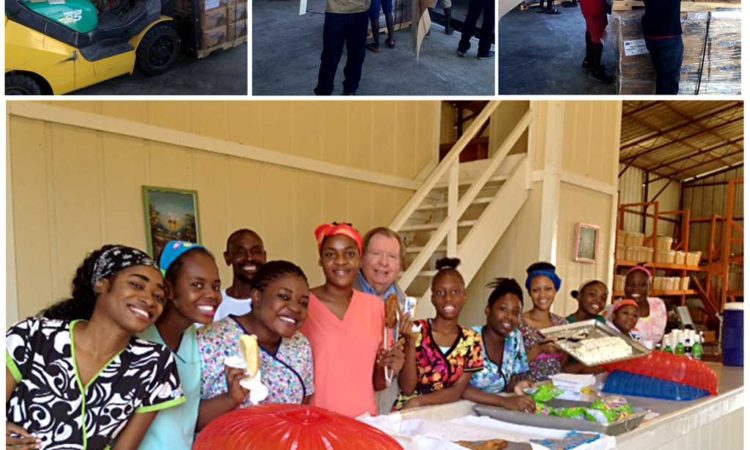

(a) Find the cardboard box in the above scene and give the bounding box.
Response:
[201,6,228,29]
[201,25,227,48]
[227,19,247,41]
[613,8,741,95]
[227,0,247,22]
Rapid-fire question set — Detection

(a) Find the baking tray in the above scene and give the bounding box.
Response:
[473,399,648,436]
[540,319,651,366]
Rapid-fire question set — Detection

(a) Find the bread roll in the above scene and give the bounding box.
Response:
[385,294,399,329]
[239,334,260,377]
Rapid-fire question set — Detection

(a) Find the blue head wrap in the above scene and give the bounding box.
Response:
[159,241,205,276]
[525,269,562,292]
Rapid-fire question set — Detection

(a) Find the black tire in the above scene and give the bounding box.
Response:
[6,73,42,95]
[136,23,180,76]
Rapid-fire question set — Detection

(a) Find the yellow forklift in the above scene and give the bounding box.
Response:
[5,0,180,94]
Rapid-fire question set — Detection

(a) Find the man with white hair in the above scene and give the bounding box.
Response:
[354,226,407,414]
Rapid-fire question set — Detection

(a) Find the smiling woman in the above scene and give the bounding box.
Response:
[196,260,315,429]
[300,222,407,418]
[6,245,184,450]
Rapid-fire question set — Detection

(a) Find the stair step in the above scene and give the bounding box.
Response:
[415,196,494,211]
[435,175,508,189]
[406,245,448,254]
[400,220,478,232]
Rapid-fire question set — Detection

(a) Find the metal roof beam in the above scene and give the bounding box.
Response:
[650,149,744,183]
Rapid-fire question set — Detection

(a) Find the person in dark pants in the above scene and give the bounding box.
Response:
[314,0,370,96]
[366,0,395,52]
[456,0,494,59]
[642,0,682,94]
[579,0,612,82]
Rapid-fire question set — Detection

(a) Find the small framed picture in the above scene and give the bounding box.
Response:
[574,222,599,263]
[142,186,200,259]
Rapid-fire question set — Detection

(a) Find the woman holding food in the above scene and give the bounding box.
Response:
[463,278,536,412]
[302,222,406,418]
[197,260,314,428]
[395,257,484,411]
[520,262,568,382]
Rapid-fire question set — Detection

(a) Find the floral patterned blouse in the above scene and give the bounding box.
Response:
[197,317,314,406]
[394,319,484,410]
[520,313,568,382]
[633,297,667,349]
[468,326,529,394]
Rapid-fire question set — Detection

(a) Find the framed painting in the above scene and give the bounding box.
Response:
[142,186,200,259]
[574,222,599,263]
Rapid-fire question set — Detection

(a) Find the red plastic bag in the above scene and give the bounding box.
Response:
[194,405,403,450]
[603,351,718,395]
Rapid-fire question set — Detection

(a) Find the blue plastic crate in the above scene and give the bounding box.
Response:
[603,371,710,401]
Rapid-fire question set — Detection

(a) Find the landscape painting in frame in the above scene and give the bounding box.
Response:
[142,186,201,259]
[575,222,599,263]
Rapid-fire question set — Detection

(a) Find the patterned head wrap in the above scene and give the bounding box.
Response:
[159,241,206,276]
[314,222,363,255]
[525,269,562,292]
[612,298,639,313]
[91,246,159,286]
[626,265,652,281]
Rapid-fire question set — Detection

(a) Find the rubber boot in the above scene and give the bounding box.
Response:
[582,31,592,70]
[444,7,453,34]
[545,0,559,13]
[385,12,396,47]
[367,18,381,52]
[587,43,613,83]
[538,0,546,12]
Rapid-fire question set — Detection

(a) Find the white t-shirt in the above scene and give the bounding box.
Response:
[214,289,253,322]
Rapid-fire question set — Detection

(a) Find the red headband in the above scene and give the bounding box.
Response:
[315,223,363,255]
[612,298,639,313]
[626,265,652,281]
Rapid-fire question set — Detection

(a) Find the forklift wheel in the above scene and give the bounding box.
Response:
[136,23,180,76]
[6,73,43,95]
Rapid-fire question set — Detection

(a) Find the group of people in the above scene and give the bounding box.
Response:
[574,0,682,92]
[6,222,667,450]
[313,0,494,95]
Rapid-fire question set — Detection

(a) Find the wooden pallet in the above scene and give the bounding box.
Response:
[195,35,247,59]
[614,0,740,10]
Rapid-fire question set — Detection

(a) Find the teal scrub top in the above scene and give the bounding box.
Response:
[138,325,201,450]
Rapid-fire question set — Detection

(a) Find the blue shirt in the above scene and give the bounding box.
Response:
[138,325,201,450]
[354,271,405,306]
[469,325,529,394]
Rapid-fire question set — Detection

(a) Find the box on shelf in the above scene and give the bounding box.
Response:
[674,251,686,265]
[686,251,702,266]
[614,275,626,292]
[680,277,690,291]
[656,236,673,251]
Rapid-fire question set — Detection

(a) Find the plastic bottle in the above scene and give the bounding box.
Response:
[692,333,704,360]
[675,340,685,356]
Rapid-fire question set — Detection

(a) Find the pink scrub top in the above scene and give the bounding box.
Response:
[301,290,385,417]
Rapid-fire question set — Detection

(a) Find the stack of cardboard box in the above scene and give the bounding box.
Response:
[612,6,741,95]
[176,0,247,56]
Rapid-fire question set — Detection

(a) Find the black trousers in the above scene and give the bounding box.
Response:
[457,0,494,56]
[314,11,369,95]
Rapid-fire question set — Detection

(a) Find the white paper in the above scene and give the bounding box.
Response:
[204,0,220,10]
[623,39,649,57]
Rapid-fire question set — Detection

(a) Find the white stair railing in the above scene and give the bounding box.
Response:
[392,102,534,293]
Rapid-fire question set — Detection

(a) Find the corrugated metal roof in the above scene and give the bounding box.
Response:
[620,101,744,181]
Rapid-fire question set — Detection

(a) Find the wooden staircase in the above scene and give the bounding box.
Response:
[389,101,534,318]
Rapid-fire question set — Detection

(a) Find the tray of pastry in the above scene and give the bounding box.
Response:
[474,400,648,436]
[539,319,651,366]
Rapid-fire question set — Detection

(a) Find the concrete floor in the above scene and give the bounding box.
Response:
[252,0,494,95]
[74,44,247,95]
[498,4,616,95]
